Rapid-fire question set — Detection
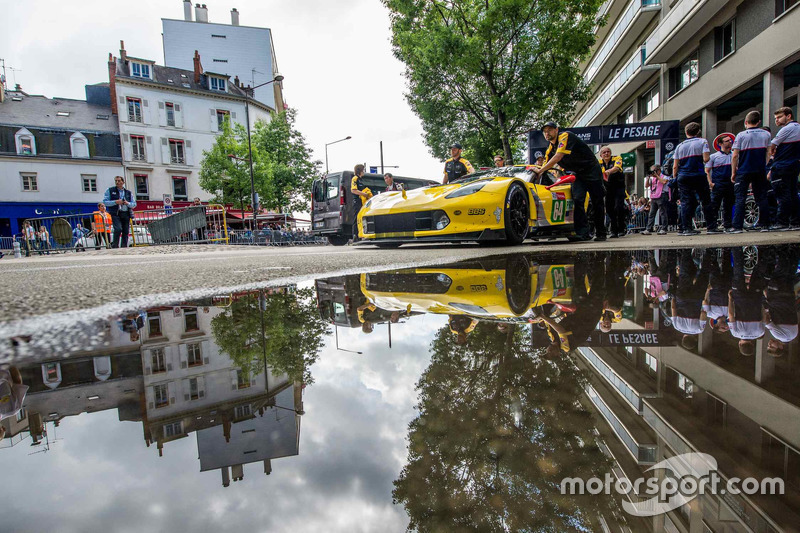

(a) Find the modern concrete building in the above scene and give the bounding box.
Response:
[572,0,800,194]
[162,1,284,111]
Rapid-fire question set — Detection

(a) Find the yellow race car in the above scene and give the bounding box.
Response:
[355,166,585,247]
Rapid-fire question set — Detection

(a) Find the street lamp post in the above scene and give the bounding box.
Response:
[242,73,284,229]
[325,136,352,175]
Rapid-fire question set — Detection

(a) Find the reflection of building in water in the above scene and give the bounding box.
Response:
[572,262,800,532]
[1,322,143,449]
[139,300,302,486]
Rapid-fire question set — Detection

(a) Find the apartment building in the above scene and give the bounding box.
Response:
[571,0,800,194]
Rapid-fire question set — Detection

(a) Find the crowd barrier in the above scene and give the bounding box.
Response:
[228,229,328,246]
[131,204,229,245]
[15,212,120,255]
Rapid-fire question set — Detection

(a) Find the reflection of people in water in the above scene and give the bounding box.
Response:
[671,249,714,350]
[704,247,732,333]
[0,366,29,437]
[600,254,627,332]
[118,311,146,342]
[357,302,378,334]
[449,315,478,345]
[645,249,676,307]
[729,247,769,356]
[764,246,799,357]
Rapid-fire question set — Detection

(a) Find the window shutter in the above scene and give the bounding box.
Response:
[183,378,190,402]
[179,343,188,369]
[145,136,154,163]
[250,373,256,387]
[121,133,132,161]
[168,382,176,405]
[165,345,173,371]
[174,104,183,128]
[185,140,193,166]
[118,95,128,123]
[142,99,151,124]
[198,376,205,398]
[202,340,211,365]
[158,101,167,127]
[161,137,170,164]
[146,387,154,411]
[231,369,239,390]
[210,108,218,132]
[144,349,151,375]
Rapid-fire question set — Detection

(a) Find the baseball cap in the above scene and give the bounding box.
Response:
[712,132,735,152]
[450,143,463,149]
[542,121,558,130]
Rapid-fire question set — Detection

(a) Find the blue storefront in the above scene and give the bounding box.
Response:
[0,202,102,237]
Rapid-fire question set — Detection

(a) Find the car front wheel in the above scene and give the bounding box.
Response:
[503,182,529,245]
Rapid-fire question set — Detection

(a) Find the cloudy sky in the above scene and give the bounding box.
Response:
[0,0,445,179]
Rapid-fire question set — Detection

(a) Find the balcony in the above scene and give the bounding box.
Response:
[586,384,658,464]
[584,0,662,86]
[644,0,728,66]
[576,46,660,126]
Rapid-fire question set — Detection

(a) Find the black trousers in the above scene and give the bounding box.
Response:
[708,182,734,230]
[733,171,770,229]
[677,174,713,232]
[605,181,627,235]
[572,168,606,239]
[111,212,131,248]
[645,196,667,231]
[771,165,800,226]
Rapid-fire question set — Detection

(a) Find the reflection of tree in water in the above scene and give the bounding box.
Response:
[211,288,329,384]
[394,322,620,532]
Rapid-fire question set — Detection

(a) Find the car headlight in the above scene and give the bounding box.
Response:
[434,211,450,230]
[445,182,487,198]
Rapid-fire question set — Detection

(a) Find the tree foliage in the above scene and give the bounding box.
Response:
[211,288,329,384]
[199,109,322,214]
[384,0,604,166]
[393,322,622,531]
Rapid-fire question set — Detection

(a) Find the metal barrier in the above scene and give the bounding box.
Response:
[130,204,229,246]
[17,212,116,254]
[0,236,19,251]
[228,229,328,246]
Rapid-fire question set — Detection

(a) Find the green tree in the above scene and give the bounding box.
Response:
[198,121,260,213]
[393,322,623,531]
[383,0,604,165]
[211,288,329,384]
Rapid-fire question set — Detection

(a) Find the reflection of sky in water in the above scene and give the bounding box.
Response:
[1,313,446,533]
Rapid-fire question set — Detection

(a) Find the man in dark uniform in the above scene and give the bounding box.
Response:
[350,164,372,241]
[598,145,626,238]
[672,122,713,236]
[103,175,137,248]
[705,133,735,233]
[442,143,474,184]
[533,121,607,241]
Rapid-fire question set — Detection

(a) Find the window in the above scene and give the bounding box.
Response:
[172,177,188,201]
[184,308,199,331]
[15,408,26,422]
[71,138,89,158]
[131,135,145,161]
[165,102,176,127]
[151,347,166,373]
[21,173,38,191]
[131,62,151,79]
[706,393,727,428]
[644,353,658,376]
[187,342,202,366]
[44,363,59,382]
[189,378,200,400]
[236,369,251,389]
[216,109,230,130]
[234,404,252,418]
[18,133,34,155]
[211,34,227,38]
[672,52,699,94]
[147,311,162,336]
[56,111,70,117]
[209,76,227,92]
[164,421,182,437]
[154,383,169,408]
[714,19,735,63]
[776,0,800,17]
[81,174,97,193]
[640,83,660,117]
[617,105,634,125]
[97,114,110,120]
[761,429,800,489]
[169,139,185,164]
[212,59,228,63]
[127,97,143,122]
[135,174,149,200]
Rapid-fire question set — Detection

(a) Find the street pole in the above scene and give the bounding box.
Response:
[325,136,353,175]
[380,141,384,175]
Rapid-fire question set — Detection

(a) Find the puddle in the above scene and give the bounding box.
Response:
[2,246,799,532]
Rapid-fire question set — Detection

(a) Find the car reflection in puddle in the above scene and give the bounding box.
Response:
[1,245,799,532]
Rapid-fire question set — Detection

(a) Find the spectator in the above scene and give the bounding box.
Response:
[72,223,89,249]
[643,164,669,235]
[103,175,136,248]
[192,197,207,241]
[22,221,36,256]
[37,226,51,255]
[92,203,113,250]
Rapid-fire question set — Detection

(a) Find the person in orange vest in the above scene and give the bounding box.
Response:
[92,202,113,250]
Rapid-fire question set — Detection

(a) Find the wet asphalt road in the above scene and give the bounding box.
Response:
[1,231,797,323]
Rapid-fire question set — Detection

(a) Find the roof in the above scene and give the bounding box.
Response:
[0,92,118,132]
[114,58,250,99]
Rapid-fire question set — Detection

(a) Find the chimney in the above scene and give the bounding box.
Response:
[195,3,208,23]
[119,40,127,63]
[193,50,203,84]
[183,0,192,21]
[233,75,240,87]
[108,53,118,115]
[221,467,230,487]
[231,7,239,26]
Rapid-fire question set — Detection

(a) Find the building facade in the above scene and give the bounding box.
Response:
[162,1,284,111]
[108,42,273,207]
[0,85,122,237]
[572,0,800,194]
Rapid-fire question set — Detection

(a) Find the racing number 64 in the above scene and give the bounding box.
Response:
[551,200,566,223]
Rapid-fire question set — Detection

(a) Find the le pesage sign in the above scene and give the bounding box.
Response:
[527,120,680,163]
[582,329,675,347]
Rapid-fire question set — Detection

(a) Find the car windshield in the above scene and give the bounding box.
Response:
[449,166,535,184]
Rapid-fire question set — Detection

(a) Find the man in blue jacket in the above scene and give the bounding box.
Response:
[103,176,137,248]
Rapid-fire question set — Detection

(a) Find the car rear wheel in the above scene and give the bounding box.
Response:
[327,235,349,246]
[504,182,529,245]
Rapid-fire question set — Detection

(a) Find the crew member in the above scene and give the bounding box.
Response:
[350,164,372,241]
[671,123,712,236]
[442,143,474,184]
[383,172,404,192]
[731,111,771,233]
[705,133,735,233]
[533,121,607,241]
[493,155,505,168]
[769,106,800,230]
[598,146,626,238]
